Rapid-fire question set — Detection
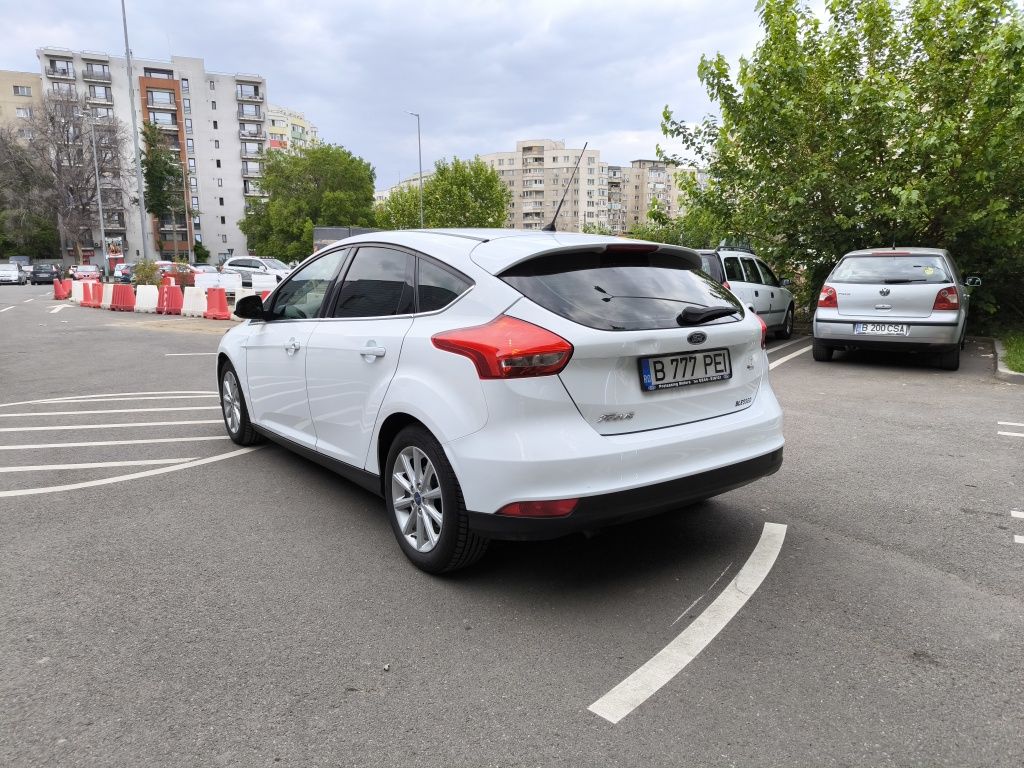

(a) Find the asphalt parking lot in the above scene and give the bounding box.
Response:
[2,283,1022,767]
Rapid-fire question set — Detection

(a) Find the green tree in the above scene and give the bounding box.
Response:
[376,157,511,229]
[141,122,188,258]
[661,0,1024,324]
[192,241,211,263]
[239,144,375,262]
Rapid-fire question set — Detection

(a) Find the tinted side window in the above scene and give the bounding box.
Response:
[332,247,414,318]
[266,249,346,320]
[740,257,761,284]
[756,260,780,287]
[723,256,745,282]
[418,259,471,312]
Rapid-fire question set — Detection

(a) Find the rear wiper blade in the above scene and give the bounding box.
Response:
[881,279,925,284]
[676,305,740,326]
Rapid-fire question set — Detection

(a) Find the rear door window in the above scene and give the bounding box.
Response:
[331,247,415,318]
[723,256,746,282]
[755,260,780,287]
[500,250,741,331]
[417,258,471,313]
[740,257,761,285]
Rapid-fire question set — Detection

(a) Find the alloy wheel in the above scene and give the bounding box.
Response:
[391,446,444,553]
[221,371,242,435]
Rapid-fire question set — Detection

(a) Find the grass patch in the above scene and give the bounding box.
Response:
[1001,332,1024,373]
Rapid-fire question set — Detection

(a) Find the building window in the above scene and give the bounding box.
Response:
[220,216,226,224]
[211,100,216,110]
[13,85,31,96]
[49,59,74,77]
[239,104,261,118]
[215,159,221,168]
[144,68,173,79]
[195,233,202,243]
[214,139,220,149]
[52,82,74,94]
[181,77,190,92]
[236,84,260,99]
[219,197,224,206]
[188,158,196,171]
[217,178,223,187]
[186,138,194,152]
[221,234,227,243]
[209,80,215,90]
[149,111,175,126]
[148,89,174,105]
[15,107,31,118]
[191,196,200,208]
[94,107,114,118]
[212,120,218,130]
[189,177,198,190]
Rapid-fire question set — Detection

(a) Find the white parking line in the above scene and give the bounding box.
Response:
[0,436,229,451]
[164,352,218,356]
[0,406,221,418]
[22,299,33,303]
[1015,535,1024,545]
[0,420,221,433]
[997,432,1024,438]
[0,458,195,473]
[588,522,787,724]
[1011,510,1023,519]
[10,395,220,405]
[998,421,1024,427]
[769,345,811,370]
[767,338,806,355]
[0,391,218,409]
[0,446,260,498]
[49,305,69,314]
[0,307,13,313]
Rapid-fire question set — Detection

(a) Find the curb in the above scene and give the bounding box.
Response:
[993,339,1024,384]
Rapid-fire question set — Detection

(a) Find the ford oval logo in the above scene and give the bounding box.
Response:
[688,331,707,345]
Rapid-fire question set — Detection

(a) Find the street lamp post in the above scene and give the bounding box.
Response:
[406,111,424,228]
[121,0,151,262]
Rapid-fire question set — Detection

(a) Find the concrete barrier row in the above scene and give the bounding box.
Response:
[60,282,258,322]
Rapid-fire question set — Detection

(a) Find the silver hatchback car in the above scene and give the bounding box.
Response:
[812,247,981,370]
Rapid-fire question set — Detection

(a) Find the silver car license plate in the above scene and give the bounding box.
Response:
[854,323,909,336]
[639,349,732,391]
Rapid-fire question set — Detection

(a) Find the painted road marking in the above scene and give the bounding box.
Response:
[998,422,1024,427]
[1011,510,1023,519]
[0,307,13,313]
[670,562,732,627]
[0,447,260,498]
[998,432,1024,438]
[0,458,195,474]
[0,420,221,433]
[0,406,221,418]
[766,338,806,355]
[8,395,220,405]
[589,522,787,724]
[164,352,217,356]
[49,305,69,314]
[769,345,811,370]
[0,436,229,451]
[0,391,217,409]
[1015,536,1024,545]
[22,299,33,303]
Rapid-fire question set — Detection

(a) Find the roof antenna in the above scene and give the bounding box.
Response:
[542,141,587,232]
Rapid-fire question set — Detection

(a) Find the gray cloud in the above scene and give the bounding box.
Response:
[0,0,764,189]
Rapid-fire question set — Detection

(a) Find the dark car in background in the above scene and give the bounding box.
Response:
[30,264,62,285]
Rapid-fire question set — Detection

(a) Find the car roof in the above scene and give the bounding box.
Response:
[321,228,701,275]
[843,246,949,258]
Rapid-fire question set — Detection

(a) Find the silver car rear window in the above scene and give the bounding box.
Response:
[832,255,950,284]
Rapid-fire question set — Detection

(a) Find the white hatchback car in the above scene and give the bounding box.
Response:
[221,256,291,287]
[217,230,785,573]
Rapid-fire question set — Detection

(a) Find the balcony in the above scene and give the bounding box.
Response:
[235,90,264,103]
[243,187,267,198]
[240,148,263,160]
[239,128,265,139]
[237,108,264,121]
[82,69,112,83]
[46,66,75,80]
[158,220,189,232]
[242,168,263,179]
[86,93,114,106]
[147,96,177,109]
[103,216,126,230]
[151,121,179,132]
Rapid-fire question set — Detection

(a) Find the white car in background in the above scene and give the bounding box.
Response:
[700,248,796,339]
[216,229,784,573]
[221,256,291,287]
[0,263,27,285]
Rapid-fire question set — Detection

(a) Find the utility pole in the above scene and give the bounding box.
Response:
[121,0,151,261]
[406,111,424,227]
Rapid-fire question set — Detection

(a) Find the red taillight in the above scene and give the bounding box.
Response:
[432,315,573,379]
[932,286,960,311]
[496,498,578,517]
[756,313,768,349]
[818,284,838,308]
[722,280,731,291]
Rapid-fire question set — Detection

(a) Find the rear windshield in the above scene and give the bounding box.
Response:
[500,251,742,331]
[832,255,951,284]
[699,253,726,283]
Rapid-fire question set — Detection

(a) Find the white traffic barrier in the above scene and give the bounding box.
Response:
[181,286,208,318]
[100,282,114,310]
[251,273,277,293]
[195,272,242,294]
[70,280,84,304]
[134,284,158,313]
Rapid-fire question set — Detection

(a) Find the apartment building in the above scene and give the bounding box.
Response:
[35,47,268,264]
[267,105,319,153]
[621,159,687,230]
[0,70,43,134]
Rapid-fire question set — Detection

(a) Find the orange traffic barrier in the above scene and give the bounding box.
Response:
[82,281,100,308]
[203,287,231,320]
[164,284,183,315]
[110,284,136,311]
[109,284,121,310]
[156,284,168,314]
[160,275,177,287]
[53,279,68,300]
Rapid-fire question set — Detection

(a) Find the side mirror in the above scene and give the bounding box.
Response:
[780,278,793,287]
[965,276,982,287]
[233,294,266,320]
[260,265,269,272]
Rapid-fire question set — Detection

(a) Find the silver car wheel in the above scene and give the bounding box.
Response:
[221,371,242,435]
[391,446,443,553]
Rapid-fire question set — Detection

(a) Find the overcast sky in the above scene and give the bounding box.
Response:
[0,0,768,190]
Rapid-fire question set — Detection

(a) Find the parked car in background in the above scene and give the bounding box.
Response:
[0,263,27,285]
[221,256,291,287]
[72,264,101,281]
[30,264,62,285]
[218,229,784,573]
[698,248,795,339]
[114,263,134,283]
[812,246,980,370]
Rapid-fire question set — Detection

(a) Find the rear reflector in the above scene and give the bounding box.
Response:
[818,284,838,308]
[757,314,768,349]
[432,315,573,379]
[496,498,579,517]
[932,286,960,311]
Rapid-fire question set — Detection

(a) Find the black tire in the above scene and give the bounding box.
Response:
[937,346,960,371]
[384,425,488,574]
[812,341,834,362]
[775,306,794,340]
[218,363,264,446]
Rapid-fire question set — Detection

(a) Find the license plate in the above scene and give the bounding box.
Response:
[639,348,732,391]
[854,323,908,336]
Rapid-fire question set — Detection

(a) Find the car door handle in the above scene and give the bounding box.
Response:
[754,290,759,297]
[284,338,301,355]
[361,345,386,359]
